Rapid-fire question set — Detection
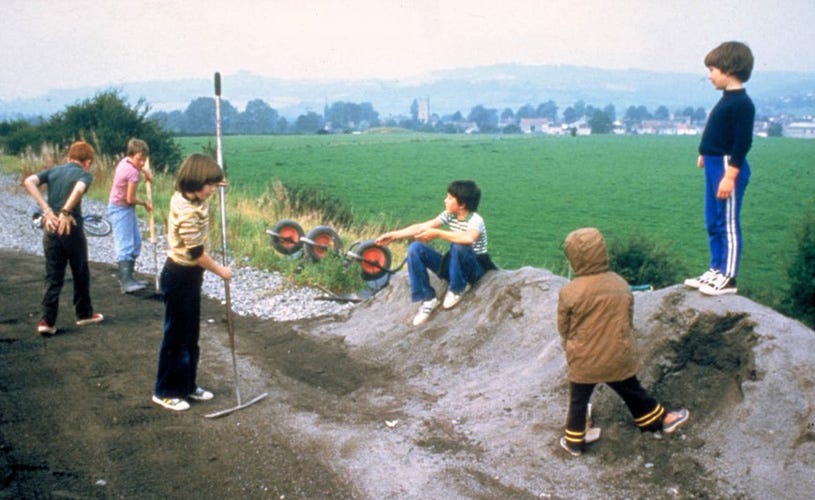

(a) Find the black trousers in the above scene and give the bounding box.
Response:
[154,259,204,398]
[41,229,93,324]
[566,376,665,439]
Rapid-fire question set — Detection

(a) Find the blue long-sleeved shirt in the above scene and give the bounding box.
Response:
[698,88,755,168]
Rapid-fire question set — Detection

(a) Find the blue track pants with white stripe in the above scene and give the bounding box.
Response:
[703,155,750,278]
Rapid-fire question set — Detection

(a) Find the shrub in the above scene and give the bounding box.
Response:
[608,233,686,289]
[785,204,815,328]
[2,90,182,174]
[286,184,355,228]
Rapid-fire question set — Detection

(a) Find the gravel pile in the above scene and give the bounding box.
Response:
[0,174,357,321]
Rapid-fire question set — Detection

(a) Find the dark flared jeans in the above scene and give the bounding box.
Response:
[154,259,204,398]
[41,229,93,325]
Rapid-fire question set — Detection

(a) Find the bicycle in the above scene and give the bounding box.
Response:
[32,210,112,237]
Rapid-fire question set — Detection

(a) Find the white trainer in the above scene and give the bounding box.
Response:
[442,290,463,309]
[189,387,214,401]
[152,395,190,411]
[412,297,439,326]
[684,269,719,289]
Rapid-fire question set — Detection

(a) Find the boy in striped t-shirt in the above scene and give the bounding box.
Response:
[376,180,496,326]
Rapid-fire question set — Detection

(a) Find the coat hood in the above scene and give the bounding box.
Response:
[563,227,610,277]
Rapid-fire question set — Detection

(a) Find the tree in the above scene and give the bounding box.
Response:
[516,104,537,119]
[325,101,380,131]
[236,99,280,134]
[294,111,323,133]
[501,108,515,121]
[182,97,239,135]
[43,90,181,173]
[768,122,783,137]
[623,105,652,126]
[785,205,815,327]
[603,104,616,122]
[467,105,498,132]
[562,106,578,125]
[692,107,707,123]
[588,110,613,134]
[654,105,670,120]
[536,100,558,121]
[410,99,419,123]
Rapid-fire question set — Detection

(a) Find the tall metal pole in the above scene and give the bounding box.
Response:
[205,72,268,418]
[214,71,241,406]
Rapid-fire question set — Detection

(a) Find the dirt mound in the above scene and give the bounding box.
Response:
[2,251,814,499]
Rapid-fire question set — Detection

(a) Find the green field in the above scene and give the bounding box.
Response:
[178,133,815,308]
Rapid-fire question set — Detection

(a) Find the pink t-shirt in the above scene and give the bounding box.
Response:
[108,157,141,206]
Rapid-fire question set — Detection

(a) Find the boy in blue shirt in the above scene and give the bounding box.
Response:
[684,41,755,296]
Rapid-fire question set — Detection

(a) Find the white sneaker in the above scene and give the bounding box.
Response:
[699,275,737,296]
[412,297,439,326]
[442,290,463,309]
[684,269,719,289]
[189,387,213,401]
[152,395,190,411]
[584,427,601,444]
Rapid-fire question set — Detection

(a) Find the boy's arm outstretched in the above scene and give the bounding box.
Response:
[375,218,441,246]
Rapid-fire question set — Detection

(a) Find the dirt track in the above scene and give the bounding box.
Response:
[4,246,815,499]
[0,249,361,499]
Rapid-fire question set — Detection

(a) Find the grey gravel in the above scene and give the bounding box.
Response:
[0,174,357,321]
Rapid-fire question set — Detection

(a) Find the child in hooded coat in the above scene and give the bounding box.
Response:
[557,227,689,456]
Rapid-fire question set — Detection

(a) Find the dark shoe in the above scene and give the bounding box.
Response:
[76,313,104,326]
[37,319,56,336]
[663,408,690,434]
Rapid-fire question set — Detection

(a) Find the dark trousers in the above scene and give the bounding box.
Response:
[41,230,93,324]
[567,376,665,440]
[154,259,204,398]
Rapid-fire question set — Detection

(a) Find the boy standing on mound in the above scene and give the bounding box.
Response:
[557,228,689,456]
[376,180,496,326]
[685,41,755,296]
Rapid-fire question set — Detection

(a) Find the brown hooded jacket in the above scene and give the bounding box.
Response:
[557,227,640,384]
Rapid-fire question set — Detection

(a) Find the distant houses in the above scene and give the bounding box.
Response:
[784,121,815,139]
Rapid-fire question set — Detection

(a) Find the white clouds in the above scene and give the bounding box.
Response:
[2,0,813,100]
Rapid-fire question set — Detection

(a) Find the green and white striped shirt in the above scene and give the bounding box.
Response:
[436,211,488,254]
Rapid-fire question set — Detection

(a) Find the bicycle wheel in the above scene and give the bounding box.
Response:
[268,219,304,255]
[83,214,112,237]
[304,225,342,262]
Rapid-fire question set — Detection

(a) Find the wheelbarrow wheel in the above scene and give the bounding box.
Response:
[354,240,392,281]
[304,225,342,262]
[269,219,304,255]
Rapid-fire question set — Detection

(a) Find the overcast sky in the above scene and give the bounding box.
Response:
[3,0,814,100]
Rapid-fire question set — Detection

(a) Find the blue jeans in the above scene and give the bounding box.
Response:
[406,242,485,302]
[108,203,141,262]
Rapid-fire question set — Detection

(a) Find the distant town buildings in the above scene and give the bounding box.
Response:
[417,97,430,124]
[785,121,815,139]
